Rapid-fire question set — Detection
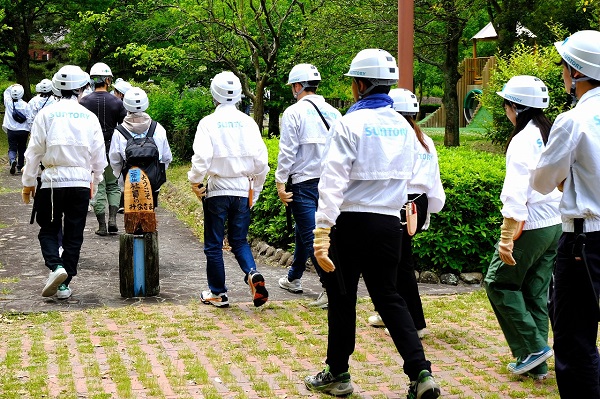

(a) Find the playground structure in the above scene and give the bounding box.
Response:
[419,55,496,129]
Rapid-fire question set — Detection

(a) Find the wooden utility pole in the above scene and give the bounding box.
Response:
[398,0,414,91]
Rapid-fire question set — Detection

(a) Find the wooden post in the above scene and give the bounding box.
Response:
[398,0,414,91]
[119,232,160,297]
[119,167,160,298]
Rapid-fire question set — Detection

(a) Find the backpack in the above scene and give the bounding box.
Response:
[12,103,27,124]
[116,120,166,191]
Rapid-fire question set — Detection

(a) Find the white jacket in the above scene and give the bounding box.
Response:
[532,87,600,232]
[108,112,173,185]
[188,104,269,203]
[22,97,107,189]
[502,120,561,230]
[3,88,31,132]
[409,133,446,229]
[28,94,56,121]
[275,94,341,184]
[316,106,417,228]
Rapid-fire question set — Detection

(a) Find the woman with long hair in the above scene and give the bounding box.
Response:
[485,75,561,380]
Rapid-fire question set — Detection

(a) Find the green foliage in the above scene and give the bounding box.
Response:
[480,43,568,145]
[412,146,505,273]
[140,80,214,162]
[248,138,292,249]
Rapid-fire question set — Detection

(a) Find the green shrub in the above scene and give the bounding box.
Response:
[480,43,568,146]
[249,138,293,249]
[413,146,505,273]
[249,138,507,274]
[141,80,214,163]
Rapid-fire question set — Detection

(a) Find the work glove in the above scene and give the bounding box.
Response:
[191,183,206,201]
[276,182,293,206]
[498,217,519,266]
[22,186,35,204]
[313,227,335,272]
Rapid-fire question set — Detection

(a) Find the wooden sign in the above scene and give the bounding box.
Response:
[124,167,157,233]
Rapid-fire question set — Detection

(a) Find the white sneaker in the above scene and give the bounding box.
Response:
[368,314,385,327]
[57,284,72,299]
[41,266,68,297]
[309,291,328,309]
[278,276,303,293]
[200,290,229,308]
[417,328,429,339]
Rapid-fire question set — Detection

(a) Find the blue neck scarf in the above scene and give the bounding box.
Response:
[346,93,394,114]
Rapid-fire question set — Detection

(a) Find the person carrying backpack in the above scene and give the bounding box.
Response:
[3,84,32,175]
[108,87,172,208]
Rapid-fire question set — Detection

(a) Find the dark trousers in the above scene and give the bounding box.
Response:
[552,231,600,398]
[288,178,323,282]
[323,212,430,380]
[7,129,28,168]
[36,187,90,286]
[396,193,429,330]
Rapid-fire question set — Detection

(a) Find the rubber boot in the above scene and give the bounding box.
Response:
[95,214,108,236]
[108,205,118,234]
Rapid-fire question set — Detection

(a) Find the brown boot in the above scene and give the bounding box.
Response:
[95,214,107,236]
[108,206,119,234]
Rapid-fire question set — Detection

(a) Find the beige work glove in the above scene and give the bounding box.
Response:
[314,227,335,272]
[276,182,293,206]
[498,217,519,265]
[22,186,35,204]
[191,183,206,201]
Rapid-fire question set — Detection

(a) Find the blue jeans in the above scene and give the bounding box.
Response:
[203,196,257,294]
[288,178,323,282]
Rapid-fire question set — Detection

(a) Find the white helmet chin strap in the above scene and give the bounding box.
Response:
[515,106,530,117]
[568,65,592,105]
[293,82,308,99]
[356,78,378,99]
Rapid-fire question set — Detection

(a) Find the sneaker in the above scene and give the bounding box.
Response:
[249,270,269,307]
[368,314,385,327]
[41,265,68,297]
[407,370,441,399]
[508,346,553,375]
[16,166,22,174]
[200,290,229,307]
[304,365,354,396]
[117,207,124,214]
[57,284,72,300]
[9,160,17,175]
[278,276,303,293]
[309,290,328,309]
[417,328,429,339]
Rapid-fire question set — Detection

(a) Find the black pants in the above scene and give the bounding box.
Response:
[36,187,90,286]
[7,129,28,168]
[397,193,429,330]
[323,212,431,380]
[552,231,600,398]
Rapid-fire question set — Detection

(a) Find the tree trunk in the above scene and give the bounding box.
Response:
[253,80,265,132]
[442,10,462,147]
[267,105,282,138]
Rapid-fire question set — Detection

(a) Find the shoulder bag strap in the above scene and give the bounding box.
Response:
[146,120,157,138]
[303,99,330,130]
[116,124,133,140]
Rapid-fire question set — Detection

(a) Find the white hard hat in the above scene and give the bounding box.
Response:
[287,64,321,85]
[52,65,90,91]
[37,79,53,93]
[496,75,549,109]
[10,84,24,100]
[345,48,398,86]
[123,87,149,112]
[51,81,62,97]
[389,88,419,115]
[114,79,132,94]
[555,30,600,81]
[210,71,242,104]
[89,62,113,77]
